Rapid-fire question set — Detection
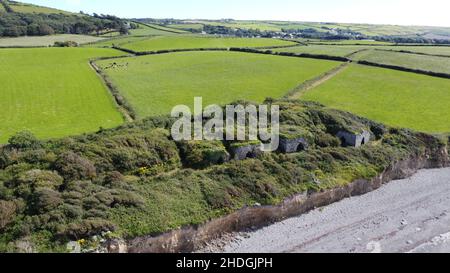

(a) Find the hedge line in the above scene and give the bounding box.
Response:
[229,47,351,62]
[374,48,450,59]
[89,60,137,121]
[357,60,450,79]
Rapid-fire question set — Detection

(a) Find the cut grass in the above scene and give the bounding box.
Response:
[0,34,104,47]
[96,51,341,117]
[353,49,450,74]
[273,45,369,57]
[0,47,125,143]
[303,64,450,133]
[120,36,298,52]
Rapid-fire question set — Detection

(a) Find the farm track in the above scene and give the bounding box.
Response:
[286,62,350,99]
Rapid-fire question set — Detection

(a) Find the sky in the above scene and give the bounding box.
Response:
[18,0,450,27]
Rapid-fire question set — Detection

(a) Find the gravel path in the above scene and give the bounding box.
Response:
[203,168,450,253]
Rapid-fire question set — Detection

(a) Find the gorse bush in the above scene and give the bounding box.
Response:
[8,131,41,150]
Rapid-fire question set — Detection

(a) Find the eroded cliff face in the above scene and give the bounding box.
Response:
[117,145,449,253]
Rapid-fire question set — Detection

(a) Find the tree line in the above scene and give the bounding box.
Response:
[0,3,129,37]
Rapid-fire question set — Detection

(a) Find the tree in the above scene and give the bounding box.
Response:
[0,200,16,230]
[38,23,55,35]
[119,24,129,35]
[3,26,20,37]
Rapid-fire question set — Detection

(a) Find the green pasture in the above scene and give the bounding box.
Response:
[0,47,125,142]
[96,51,341,117]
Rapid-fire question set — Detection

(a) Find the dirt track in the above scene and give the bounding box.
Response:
[203,168,450,253]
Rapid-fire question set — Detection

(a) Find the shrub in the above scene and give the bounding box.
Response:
[61,204,83,219]
[315,133,341,148]
[53,41,78,47]
[103,171,125,185]
[0,200,17,230]
[178,141,230,169]
[16,169,63,190]
[8,131,41,150]
[61,219,116,239]
[111,190,145,208]
[32,188,63,214]
[53,152,96,181]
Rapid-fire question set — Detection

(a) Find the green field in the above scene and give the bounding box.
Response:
[303,64,450,133]
[167,23,204,31]
[353,49,450,74]
[85,36,150,48]
[8,1,72,14]
[308,40,394,45]
[273,45,368,57]
[0,34,105,47]
[96,51,341,117]
[380,46,450,56]
[129,23,184,36]
[99,31,121,38]
[0,47,125,143]
[120,36,297,52]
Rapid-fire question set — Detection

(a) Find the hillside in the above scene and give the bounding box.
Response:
[140,18,450,43]
[1,100,446,252]
[0,0,127,37]
[4,0,72,14]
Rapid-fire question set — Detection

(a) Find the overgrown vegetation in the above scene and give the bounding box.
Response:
[0,0,127,37]
[0,100,444,252]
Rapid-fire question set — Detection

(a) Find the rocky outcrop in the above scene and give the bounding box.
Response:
[120,145,449,253]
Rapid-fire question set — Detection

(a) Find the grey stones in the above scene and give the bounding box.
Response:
[279,137,309,153]
[230,143,262,160]
[337,130,371,147]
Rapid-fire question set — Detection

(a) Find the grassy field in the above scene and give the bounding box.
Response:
[96,51,341,117]
[0,34,105,47]
[120,36,297,52]
[167,23,204,31]
[84,36,150,48]
[380,46,450,56]
[307,40,394,45]
[353,49,450,74]
[273,45,368,57]
[303,64,450,133]
[8,1,72,14]
[129,23,184,36]
[0,47,125,143]
[99,31,121,38]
